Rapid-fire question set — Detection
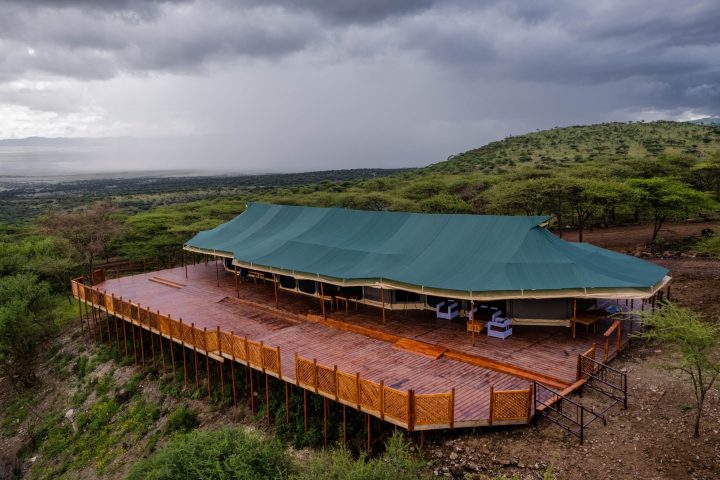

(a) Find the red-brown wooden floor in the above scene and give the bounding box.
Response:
[94,262,632,426]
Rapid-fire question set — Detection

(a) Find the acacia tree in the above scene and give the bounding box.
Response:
[39,201,124,278]
[637,302,720,437]
[0,273,55,389]
[629,178,716,242]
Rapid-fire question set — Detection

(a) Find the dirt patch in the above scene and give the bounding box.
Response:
[559,221,718,251]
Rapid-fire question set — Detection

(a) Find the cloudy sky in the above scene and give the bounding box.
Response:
[0,0,719,172]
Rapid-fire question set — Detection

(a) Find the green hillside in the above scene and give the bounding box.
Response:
[425,121,720,174]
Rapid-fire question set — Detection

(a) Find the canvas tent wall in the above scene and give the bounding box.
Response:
[184,203,670,302]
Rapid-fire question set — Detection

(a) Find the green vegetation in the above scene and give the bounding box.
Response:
[638,302,720,437]
[127,429,430,480]
[126,427,294,480]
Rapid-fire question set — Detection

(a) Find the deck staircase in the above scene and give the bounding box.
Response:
[533,354,628,444]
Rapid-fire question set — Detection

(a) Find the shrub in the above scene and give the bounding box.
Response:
[164,405,198,434]
[126,427,293,480]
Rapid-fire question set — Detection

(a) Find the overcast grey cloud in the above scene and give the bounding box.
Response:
[0,0,718,173]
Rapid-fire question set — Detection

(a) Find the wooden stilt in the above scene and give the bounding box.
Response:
[217,326,224,399]
[323,397,328,447]
[77,296,84,335]
[193,325,200,389]
[168,314,176,380]
[235,265,240,298]
[121,302,128,357]
[250,366,255,414]
[367,414,371,452]
[470,300,476,346]
[285,383,290,425]
[113,314,120,355]
[265,373,270,423]
[204,327,211,400]
[139,318,145,368]
[380,286,386,325]
[86,301,95,342]
[342,405,347,448]
[104,309,112,347]
[149,313,156,366]
[131,320,138,365]
[303,389,308,433]
[159,316,166,374]
[180,319,188,388]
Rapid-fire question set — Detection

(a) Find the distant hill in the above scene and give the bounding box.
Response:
[689,117,720,126]
[423,121,720,174]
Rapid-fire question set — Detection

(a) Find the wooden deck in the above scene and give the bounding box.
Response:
[91,262,634,428]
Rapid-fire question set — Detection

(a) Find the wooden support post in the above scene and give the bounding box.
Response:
[323,397,328,447]
[230,331,237,408]
[470,300,475,347]
[235,265,240,298]
[192,323,199,389]
[303,389,307,433]
[159,315,166,374]
[380,286,386,325]
[204,327,211,400]
[408,389,415,432]
[572,298,577,339]
[104,308,112,347]
[139,314,145,368]
[488,386,494,426]
[180,319,188,388]
[217,326,224,399]
[285,383,290,425]
[121,299,128,357]
[168,315,176,380]
[113,314,120,355]
[366,414,371,452]
[76,295,85,336]
[131,315,138,365]
[320,283,326,320]
[617,320,622,354]
[266,373,270,423]
[274,274,279,309]
[86,301,95,342]
[250,365,255,415]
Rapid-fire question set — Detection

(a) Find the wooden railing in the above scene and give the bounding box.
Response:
[489,385,532,425]
[72,278,466,430]
[603,320,622,363]
[293,353,455,430]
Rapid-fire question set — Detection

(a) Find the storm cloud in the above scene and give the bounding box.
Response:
[0,0,718,171]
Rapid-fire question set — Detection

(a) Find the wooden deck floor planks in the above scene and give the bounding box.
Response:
[96,263,623,425]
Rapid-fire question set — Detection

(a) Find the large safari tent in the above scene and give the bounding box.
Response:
[73,203,670,443]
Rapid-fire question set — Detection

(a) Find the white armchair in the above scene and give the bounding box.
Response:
[436,300,459,320]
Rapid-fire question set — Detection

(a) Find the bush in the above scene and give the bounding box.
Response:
[294,431,428,480]
[164,405,198,434]
[126,427,293,480]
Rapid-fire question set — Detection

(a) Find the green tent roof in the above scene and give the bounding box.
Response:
[184,203,669,300]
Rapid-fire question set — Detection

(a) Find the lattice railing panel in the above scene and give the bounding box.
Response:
[104,294,114,313]
[247,341,263,369]
[157,314,170,335]
[359,379,381,413]
[296,357,316,389]
[130,304,140,323]
[262,346,281,376]
[169,319,182,340]
[414,393,452,426]
[180,323,195,346]
[492,389,531,422]
[205,329,219,352]
[71,280,80,298]
[383,386,409,424]
[139,308,149,326]
[337,372,358,405]
[316,364,337,397]
[219,331,234,355]
[231,336,247,362]
[77,284,86,301]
